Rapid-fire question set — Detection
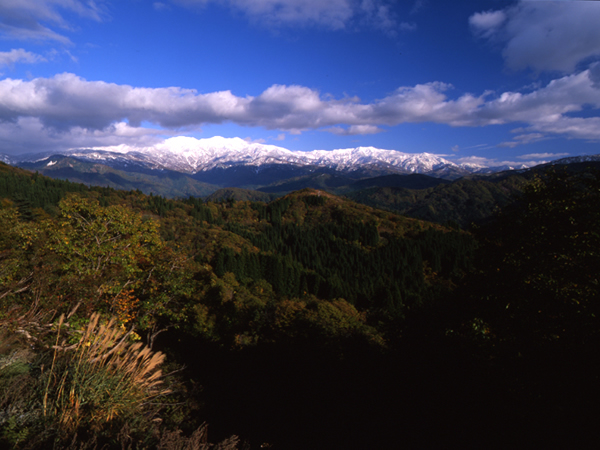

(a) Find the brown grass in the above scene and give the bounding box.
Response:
[43,312,169,434]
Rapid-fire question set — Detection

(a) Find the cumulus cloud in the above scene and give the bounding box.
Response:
[172,0,398,32]
[590,62,600,89]
[1,68,600,154]
[0,49,46,66]
[470,0,600,73]
[0,0,107,43]
[0,117,167,155]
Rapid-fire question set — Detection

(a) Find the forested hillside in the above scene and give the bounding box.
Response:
[15,153,529,228]
[345,171,530,227]
[1,161,599,449]
[18,156,218,199]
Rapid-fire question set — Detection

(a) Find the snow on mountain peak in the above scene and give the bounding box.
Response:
[75,136,463,175]
[157,136,249,155]
[20,136,495,177]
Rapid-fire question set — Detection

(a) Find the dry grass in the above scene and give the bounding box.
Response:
[42,312,169,435]
[2,312,242,449]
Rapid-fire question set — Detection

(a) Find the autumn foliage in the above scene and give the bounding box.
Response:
[2,163,600,448]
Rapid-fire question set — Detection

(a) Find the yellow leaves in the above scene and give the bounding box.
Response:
[109,289,140,325]
[273,299,306,330]
[129,331,141,342]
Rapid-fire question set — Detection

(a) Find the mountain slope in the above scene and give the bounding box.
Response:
[345,171,531,227]
[12,136,516,179]
[18,155,218,198]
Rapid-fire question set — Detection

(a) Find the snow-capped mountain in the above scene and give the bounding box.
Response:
[15,136,475,177]
[146,136,467,174]
[12,138,600,181]
[9,137,600,199]
[0,154,16,165]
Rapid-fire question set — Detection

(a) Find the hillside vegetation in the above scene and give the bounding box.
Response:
[18,154,532,228]
[1,161,599,448]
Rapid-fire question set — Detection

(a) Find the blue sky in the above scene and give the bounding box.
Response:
[1,0,600,167]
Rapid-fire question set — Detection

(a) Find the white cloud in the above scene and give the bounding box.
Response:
[469,10,506,39]
[0,117,166,155]
[0,0,107,43]
[172,0,398,32]
[346,124,383,135]
[517,152,569,160]
[325,124,383,135]
[463,69,600,138]
[1,68,600,155]
[470,1,600,73]
[589,62,600,89]
[498,132,548,148]
[519,116,600,141]
[0,49,46,66]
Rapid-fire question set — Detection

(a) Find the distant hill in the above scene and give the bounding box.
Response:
[17,155,217,198]
[257,172,357,194]
[350,173,451,190]
[345,171,531,228]
[205,187,275,203]
[257,172,450,196]
[8,147,600,229]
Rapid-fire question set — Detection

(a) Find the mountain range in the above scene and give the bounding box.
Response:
[2,137,600,215]
[4,136,528,177]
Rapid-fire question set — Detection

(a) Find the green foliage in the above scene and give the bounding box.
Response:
[54,195,162,276]
[345,172,529,227]
[219,216,473,314]
[190,270,386,349]
[8,195,164,319]
[16,161,600,448]
[0,163,89,215]
[205,187,274,203]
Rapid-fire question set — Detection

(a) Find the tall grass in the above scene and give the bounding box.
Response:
[2,312,242,449]
[1,312,172,448]
[41,312,170,436]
